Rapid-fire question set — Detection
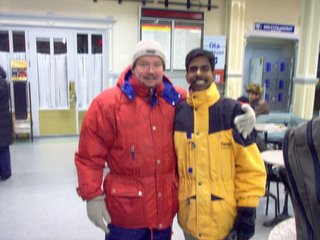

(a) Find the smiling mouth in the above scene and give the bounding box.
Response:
[195,80,205,85]
[191,79,206,86]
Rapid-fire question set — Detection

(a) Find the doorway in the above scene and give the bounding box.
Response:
[29,29,77,136]
[244,37,297,112]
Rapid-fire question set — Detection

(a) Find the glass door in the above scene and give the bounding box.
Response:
[75,32,107,132]
[29,29,76,136]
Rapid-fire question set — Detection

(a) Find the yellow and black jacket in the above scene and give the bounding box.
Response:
[174,83,266,240]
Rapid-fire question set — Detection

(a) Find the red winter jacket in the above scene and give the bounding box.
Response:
[75,66,186,229]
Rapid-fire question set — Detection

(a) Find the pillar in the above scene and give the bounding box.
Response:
[225,0,246,99]
[292,0,320,118]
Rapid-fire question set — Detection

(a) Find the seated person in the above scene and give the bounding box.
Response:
[246,83,270,116]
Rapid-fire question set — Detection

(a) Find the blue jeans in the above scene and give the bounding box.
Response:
[0,146,11,178]
[105,224,172,240]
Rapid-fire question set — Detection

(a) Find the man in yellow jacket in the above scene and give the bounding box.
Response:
[174,48,266,240]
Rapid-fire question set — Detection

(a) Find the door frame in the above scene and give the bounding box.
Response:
[28,29,76,136]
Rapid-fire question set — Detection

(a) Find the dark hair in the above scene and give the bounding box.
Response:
[185,48,215,72]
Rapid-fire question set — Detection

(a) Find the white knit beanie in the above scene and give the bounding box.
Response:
[132,39,166,69]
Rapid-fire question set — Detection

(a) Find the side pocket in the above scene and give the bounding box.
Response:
[178,182,196,233]
[105,175,145,226]
[210,182,236,237]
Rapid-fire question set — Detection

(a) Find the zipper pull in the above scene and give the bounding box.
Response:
[131,145,135,160]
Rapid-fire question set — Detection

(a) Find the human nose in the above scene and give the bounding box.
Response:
[148,65,155,73]
[195,67,202,76]
[147,64,157,73]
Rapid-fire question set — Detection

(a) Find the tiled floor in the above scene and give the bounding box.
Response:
[0,137,292,240]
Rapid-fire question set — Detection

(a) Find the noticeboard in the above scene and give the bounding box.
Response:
[11,60,27,81]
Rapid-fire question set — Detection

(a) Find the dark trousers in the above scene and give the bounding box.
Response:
[106,224,172,240]
[0,146,11,177]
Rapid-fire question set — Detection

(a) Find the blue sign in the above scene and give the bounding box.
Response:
[203,36,226,69]
[255,22,295,33]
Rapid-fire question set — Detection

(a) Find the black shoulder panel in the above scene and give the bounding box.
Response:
[174,101,194,133]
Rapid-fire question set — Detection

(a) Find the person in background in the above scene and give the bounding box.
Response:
[246,83,270,116]
[75,40,256,240]
[245,83,270,152]
[174,48,266,240]
[0,66,13,181]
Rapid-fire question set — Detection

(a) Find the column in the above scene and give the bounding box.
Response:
[225,0,246,99]
[292,0,320,118]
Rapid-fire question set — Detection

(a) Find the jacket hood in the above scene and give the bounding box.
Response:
[116,65,181,108]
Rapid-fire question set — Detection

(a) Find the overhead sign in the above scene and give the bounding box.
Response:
[255,22,295,33]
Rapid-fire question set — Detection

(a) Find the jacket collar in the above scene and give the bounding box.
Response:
[187,83,220,108]
[117,65,181,108]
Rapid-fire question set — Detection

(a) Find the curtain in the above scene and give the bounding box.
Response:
[77,53,102,109]
[77,54,89,109]
[37,53,51,108]
[54,54,68,108]
[37,53,68,109]
[93,54,103,98]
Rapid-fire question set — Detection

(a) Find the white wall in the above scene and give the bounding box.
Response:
[0,0,302,73]
[245,0,302,36]
[0,0,228,73]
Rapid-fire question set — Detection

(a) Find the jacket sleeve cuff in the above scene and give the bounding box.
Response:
[237,197,260,207]
[76,187,104,201]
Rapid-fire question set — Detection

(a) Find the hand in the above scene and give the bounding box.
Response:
[225,207,256,240]
[234,104,255,139]
[86,195,111,233]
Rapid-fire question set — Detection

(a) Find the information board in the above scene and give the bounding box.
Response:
[173,25,202,70]
[203,35,226,83]
[141,24,171,69]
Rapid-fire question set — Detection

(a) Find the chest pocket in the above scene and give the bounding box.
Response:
[208,130,234,180]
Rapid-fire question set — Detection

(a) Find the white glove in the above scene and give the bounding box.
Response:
[86,195,111,233]
[234,104,256,139]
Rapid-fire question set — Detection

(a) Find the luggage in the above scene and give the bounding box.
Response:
[282,118,320,240]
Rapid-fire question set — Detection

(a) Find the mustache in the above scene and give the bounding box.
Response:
[144,74,158,80]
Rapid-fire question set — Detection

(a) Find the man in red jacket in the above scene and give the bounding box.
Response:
[75,39,255,240]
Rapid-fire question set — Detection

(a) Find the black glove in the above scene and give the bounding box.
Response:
[225,207,256,240]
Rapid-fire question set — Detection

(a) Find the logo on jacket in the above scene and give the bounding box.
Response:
[221,142,231,149]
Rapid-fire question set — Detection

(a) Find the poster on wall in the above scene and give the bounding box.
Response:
[141,24,171,69]
[203,36,226,83]
[11,60,28,81]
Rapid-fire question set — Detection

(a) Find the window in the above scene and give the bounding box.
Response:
[0,30,26,78]
[76,33,103,109]
[77,34,88,53]
[92,34,102,54]
[0,31,9,52]
[13,31,26,52]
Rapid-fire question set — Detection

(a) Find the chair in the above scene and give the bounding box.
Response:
[265,163,280,217]
[268,217,296,240]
